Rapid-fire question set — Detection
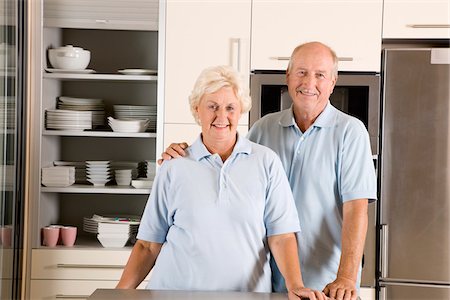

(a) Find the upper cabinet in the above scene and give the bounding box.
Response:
[163,0,251,146]
[251,0,383,72]
[44,0,158,30]
[383,0,450,39]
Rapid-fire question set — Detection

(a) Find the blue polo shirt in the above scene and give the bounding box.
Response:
[137,134,301,292]
[247,102,377,291]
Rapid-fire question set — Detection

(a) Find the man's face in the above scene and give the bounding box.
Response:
[286,44,337,113]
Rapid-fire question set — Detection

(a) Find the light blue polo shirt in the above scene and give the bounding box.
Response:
[137,134,301,292]
[247,102,377,292]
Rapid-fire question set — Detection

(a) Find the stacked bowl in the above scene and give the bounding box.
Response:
[108,116,149,133]
[113,105,157,132]
[114,169,132,186]
[86,161,111,187]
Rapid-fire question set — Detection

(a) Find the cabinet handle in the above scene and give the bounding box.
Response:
[407,24,450,29]
[55,295,89,299]
[56,263,124,269]
[270,56,290,61]
[95,19,109,24]
[337,57,353,62]
[230,38,241,71]
[380,224,389,278]
[270,56,353,61]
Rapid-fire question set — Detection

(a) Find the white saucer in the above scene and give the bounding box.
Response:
[45,68,96,74]
[118,69,157,75]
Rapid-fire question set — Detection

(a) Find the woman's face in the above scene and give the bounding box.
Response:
[196,86,242,145]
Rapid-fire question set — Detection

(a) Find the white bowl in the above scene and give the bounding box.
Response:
[86,174,112,180]
[97,234,129,247]
[131,179,153,189]
[48,45,90,70]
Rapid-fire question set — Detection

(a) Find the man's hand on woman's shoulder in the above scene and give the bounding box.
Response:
[157,142,189,165]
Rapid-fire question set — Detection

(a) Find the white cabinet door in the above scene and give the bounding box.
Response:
[383,0,450,39]
[164,0,251,147]
[251,0,383,72]
[44,0,159,30]
[30,279,148,300]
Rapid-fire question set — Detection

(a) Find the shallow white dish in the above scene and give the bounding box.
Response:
[118,69,157,75]
[131,179,153,189]
[45,68,95,74]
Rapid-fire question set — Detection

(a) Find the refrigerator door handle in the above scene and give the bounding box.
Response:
[381,224,389,278]
[379,286,387,300]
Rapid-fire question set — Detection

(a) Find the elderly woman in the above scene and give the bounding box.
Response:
[117,66,324,300]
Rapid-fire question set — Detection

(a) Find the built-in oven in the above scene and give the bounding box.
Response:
[249,72,380,156]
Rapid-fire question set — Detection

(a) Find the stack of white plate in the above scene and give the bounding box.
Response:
[86,161,111,187]
[0,97,15,129]
[138,160,156,178]
[53,161,86,183]
[45,109,92,131]
[83,214,140,247]
[57,96,105,127]
[113,105,156,132]
[41,166,75,187]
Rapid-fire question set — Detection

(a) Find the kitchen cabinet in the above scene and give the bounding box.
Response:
[30,249,149,299]
[44,0,158,30]
[163,0,251,147]
[27,0,161,297]
[382,0,450,39]
[251,0,383,72]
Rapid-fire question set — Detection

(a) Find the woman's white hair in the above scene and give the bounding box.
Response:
[189,65,252,124]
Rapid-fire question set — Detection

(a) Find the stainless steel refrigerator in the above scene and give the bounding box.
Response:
[378,48,450,299]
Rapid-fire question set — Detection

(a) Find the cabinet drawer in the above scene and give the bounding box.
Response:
[30,279,148,300]
[44,0,159,30]
[383,0,450,39]
[31,249,133,280]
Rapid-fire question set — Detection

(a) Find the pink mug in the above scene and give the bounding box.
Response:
[0,226,12,248]
[42,226,60,247]
[60,226,77,247]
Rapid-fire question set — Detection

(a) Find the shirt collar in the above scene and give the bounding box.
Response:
[278,101,336,129]
[188,133,252,161]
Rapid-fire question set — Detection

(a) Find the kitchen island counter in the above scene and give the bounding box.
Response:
[88,289,288,300]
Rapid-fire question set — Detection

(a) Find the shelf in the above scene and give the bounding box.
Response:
[43,72,158,82]
[41,184,152,194]
[34,235,134,250]
[43,130,156,138]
